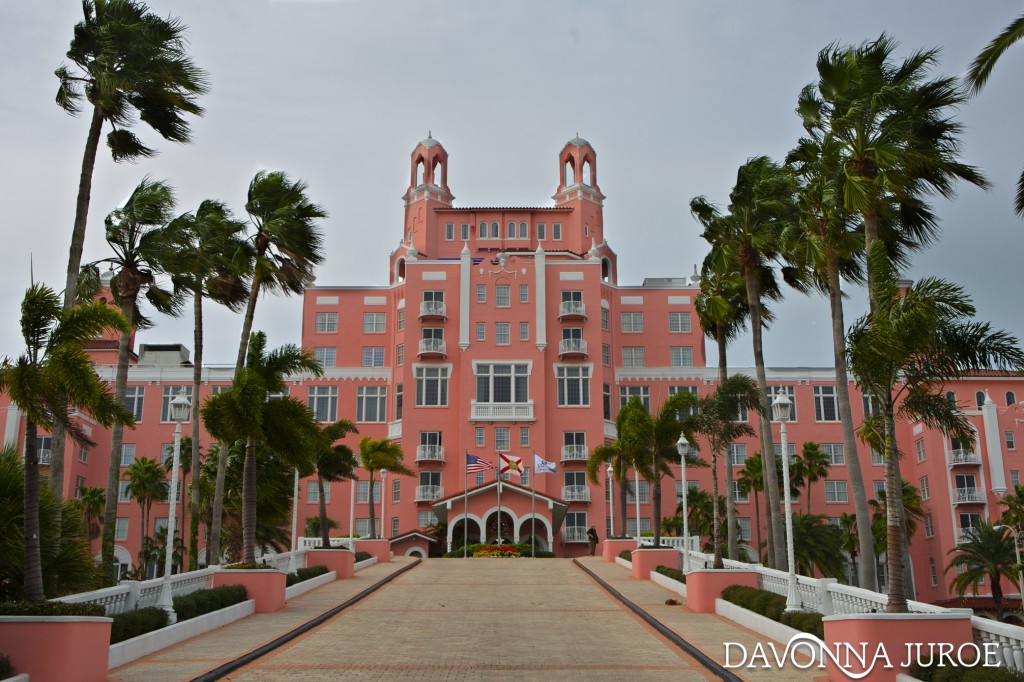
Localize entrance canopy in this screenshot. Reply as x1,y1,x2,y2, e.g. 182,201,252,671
432,480,570,548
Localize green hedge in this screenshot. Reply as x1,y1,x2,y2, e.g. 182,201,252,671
655,565,686,584
110,607,169,644
171,585,248,623
222,562,277,570
0,601,105,617
354,551,372,562
912,662,1024,682
286,565,330,587
720,585,824,639
441,543,555,558
619,549,633,561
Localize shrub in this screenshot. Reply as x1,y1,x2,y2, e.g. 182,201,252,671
110,607,168,644
655,565,686,584
223,563,277,570
0,654,12,678
354,551,372,563
618,549,633,562
286,565,330,586
779,610,824,639
472,545,521,558
171,585,247,623
720,585,824,639
0,601,106,617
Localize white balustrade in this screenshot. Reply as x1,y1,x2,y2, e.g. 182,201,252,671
603,420,617,439
418,338,446,355
57,568,215,615
416,485,443,501
416,444,445,462
299,536,356,550
387,420,402,439
562,485,590,502
951,448,981,465
560,444,588,461
558,338,588,356
564,527,588,542
974,616,1024,671
470,402,534,421
558,300,586,318
955,487,981,503
419,300,447,318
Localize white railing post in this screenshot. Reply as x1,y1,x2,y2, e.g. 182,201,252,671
124,580,140,612
816,578,837,616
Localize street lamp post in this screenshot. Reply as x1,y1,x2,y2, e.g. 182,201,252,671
287,468,300,574
676,434,690,574
607,463,614,539
773,392,801,613
634,468,641,546
156,389,191,624
380,469,387,539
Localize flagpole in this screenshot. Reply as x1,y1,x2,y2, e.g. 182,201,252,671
464,451,468,559
498,455,503,544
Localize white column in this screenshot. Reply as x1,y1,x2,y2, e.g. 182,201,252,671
459,243,471,350
535,245,547,350
982,392,1007,494
287,469,299,573
3,406,21,447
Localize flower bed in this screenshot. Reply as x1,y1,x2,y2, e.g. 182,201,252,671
472,545,521,558
442,543,554,558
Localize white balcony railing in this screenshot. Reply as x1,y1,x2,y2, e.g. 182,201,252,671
419,300,447,318
954,487,981,504
39,449,52,465
387,420,402,439
558,301,586,318
958,527,981,544
418,338,447,356
415,485,444,502
604,420,617,440
563,527,589,542
470,402,535,421
561,444,589,462
950,449,981,465
558,338,588,356
562,485,590,502
416,444,445,462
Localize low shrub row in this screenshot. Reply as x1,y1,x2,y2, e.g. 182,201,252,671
286,565,330,587
912,661,1024,682
0,600,105,617
720,585,824,639
654,565,686,583
223,562,277,570
441,543,554,558
172,584,248,622
110,607,168,644
354,551,373,562
618,549,633,561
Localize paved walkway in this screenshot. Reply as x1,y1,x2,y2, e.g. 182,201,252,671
110,557,826,681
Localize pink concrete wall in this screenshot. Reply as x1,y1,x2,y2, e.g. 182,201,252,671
305,549,355,579
213,569,286,613
0,617,112,682
631,548,679,580
685,570,759,613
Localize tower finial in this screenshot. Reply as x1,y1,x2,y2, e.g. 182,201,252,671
428,130,432,138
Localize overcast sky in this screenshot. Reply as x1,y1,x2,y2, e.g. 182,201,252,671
2,1,1022,368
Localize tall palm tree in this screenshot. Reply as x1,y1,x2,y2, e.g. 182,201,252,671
946,522,1019,622
162,436,193,564
201,332,323,563
839,512,861,586
315,420,359,548
967,12,1024,217
123,456,167,576
847,243,1024,612
163,201,252,569
77,486,105,540
692,156,800,569
737,454,765,559
791,442,830,513
588,407,642,539
999,484,1024,530
680,488,727,552
0,284,131,599
792,513,846,579
870,480,926,598
357,437,412,540
95,178,183,577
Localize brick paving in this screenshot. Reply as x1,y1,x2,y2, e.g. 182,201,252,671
110,556,827,681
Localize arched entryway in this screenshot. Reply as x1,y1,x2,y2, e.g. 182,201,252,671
450,516,483,549
484,510,516,544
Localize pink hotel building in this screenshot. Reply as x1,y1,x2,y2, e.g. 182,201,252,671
6,135,1024,605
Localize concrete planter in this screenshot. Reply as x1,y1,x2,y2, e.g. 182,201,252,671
602,538,637,563
355,538,391,563
630,547,679,580
306,549,356,579
684,569,759,613
822,612,976,682
212,568,287,613
0,615,112,682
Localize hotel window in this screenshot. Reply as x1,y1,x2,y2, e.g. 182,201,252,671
507,221,516,238
475,471,485,485
393,478,401,503
669,386,699,418
626,480,650,504
625,518,651,537
496,285,511,308
395,383,403,420
733,481,749,503
118,481,131,503
445,223,454,240
314,347,336,368
1008,391,1018,407
491,222,499,238
924,514,934,538
946,391,957,408
520,427,530,447
396,344,404,366
814,385,839,421
520,322,530,341
823,443,845,465
621,312,644,333
35,436,52,464
1007,431,1016,450
74,476,86,498
161,386,193,422
478,222,487,239
550,223,561,240
476,363,529,404
976,391,986,409
356,519,379,537
475,428,485,447
476,322,486,341
397,309,405,331
668,312,691,333
357,481,380,504
363,313,386,333
361,347,385,368
737,518,752,541
419,511,438,527
415,366,449,406
78,444,88,463
871,449,885,465
356,386,387,422
308,386,338,422
315,312,337,333
824,480,848,503
115,518,129,541
619,385,650,412
461,223,470,241
124,386,145,421
670,347,693,367
730,443,747,466
391,517,400,537
306,481,330,503
477,284,486,303
919,476,930,500
495,428,511,451
929,558,938,587
622,347,645,367
772,443,796,459
519,221,528,239
556,366,590,406
736,402,749,422
767,386,797,421
495,323,511,345
916,439,926,462
1013,470,1021,488
601,308,609,330
519,285,529,303
873,480,886,498
603,383,611,420
537,223,546,240
602,344,611,366
120,444,136,467
863,393,881,416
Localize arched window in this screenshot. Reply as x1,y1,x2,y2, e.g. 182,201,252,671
601,257,612,283
491,222,499,239
946,391,957,407
395,258,406,283
479,222,488,240
433,160,444,187
564,160,575,186
415,161,424,186
1007,391,1017,407
976,391,986,409
507,221,516,238
582,160,593,186
519,222,527,239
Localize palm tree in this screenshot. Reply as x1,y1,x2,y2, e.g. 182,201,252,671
791,442,830,513
233,171,327,374
0,284,131,599
680,488,727,552
357,437,412,540
314,420,359,548
737,454,765,560
162,436,192,563
870,479,926,592
1000,485,1024,530
693,156,800,569
839,512,861,586
792,513,846,578
77,486,105,541
163,201,252,569
588,406,643,538
947,522,1019,622
967,12,1024,217
201,332,323,563
95,178,183,577
847,243,1024,612
123,456,167,576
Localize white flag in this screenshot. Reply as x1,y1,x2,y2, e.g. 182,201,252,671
534,454,557,474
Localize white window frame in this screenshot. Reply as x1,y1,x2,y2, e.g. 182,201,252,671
668,312,691,333
495,285,511,308
361,347,385,367
670,347,693,367
314,347,336,368
622,347,645,368
315,312,338,333
414,364,451,407
356,385,387,423
495,322,511,345
308,385,339,422
363,313,386,334
621,312,644,333
824,480,848,503
554,364,591,407
814,385,839,422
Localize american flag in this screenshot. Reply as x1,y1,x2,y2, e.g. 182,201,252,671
466,453,494,474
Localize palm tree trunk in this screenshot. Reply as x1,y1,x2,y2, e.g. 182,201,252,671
367,471,377,539
23,420,44,600
744,267,784,569
712,446,723,569
717,326,739,561
618,473,628,537
883,405,908,613
101,297,136,582
993,578,1005,622
234,273,261,379
653,469,663,547
208,442,228,565
242,439,257,564
318,475,330,548
140,501,149,576
862,206,880,311
827,256,878,591
754,489,762,562
189,288,203,570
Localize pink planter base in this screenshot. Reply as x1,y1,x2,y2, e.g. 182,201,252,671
213,569,287,613
355,538,391,563
602,538,637,563
685,569,759,613
630,548,680,580
0,616,112,682
306,549,355,579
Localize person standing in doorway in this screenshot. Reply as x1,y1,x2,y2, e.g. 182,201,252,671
586,524,599,556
